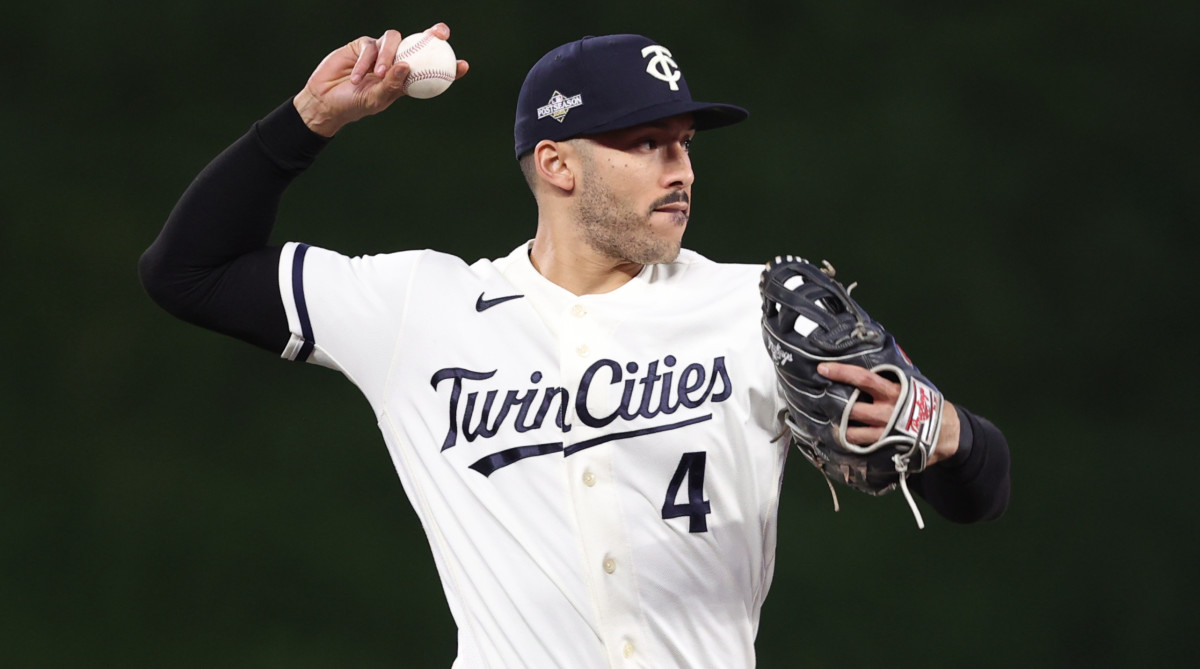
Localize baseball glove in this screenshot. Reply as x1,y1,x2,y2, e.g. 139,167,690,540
760,255,944,528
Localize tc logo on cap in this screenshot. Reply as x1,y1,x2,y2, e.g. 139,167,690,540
642,45,681,91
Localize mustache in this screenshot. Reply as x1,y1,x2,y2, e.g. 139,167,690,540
650,192,690,211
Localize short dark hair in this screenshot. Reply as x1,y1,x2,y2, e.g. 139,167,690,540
518,152,537,198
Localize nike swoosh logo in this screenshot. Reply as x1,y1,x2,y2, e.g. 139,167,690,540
475,292,524,312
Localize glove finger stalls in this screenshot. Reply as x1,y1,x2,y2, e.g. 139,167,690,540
844,424,887,446
846,397,893,427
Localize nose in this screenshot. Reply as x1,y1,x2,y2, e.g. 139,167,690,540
663,142,695,189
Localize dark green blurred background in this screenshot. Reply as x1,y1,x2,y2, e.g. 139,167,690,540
3,0,1196,666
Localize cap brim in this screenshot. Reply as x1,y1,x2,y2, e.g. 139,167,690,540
577,100,749,137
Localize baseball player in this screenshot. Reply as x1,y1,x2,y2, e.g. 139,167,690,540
140,24,1010,668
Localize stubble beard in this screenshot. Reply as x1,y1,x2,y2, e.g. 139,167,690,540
575,170,684,266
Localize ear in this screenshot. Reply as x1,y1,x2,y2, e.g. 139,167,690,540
533,140,577,193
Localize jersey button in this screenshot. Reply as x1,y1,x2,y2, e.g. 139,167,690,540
622,641,635,659
583,471,597,487
571,304,587,318
576,344,590,358
602,557,616,574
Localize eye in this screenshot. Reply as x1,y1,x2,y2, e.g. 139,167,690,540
641,138,659,151
682,138,693,153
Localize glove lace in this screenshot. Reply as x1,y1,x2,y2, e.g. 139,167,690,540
822,260,879,346
894,454,926,529
775,413,843,514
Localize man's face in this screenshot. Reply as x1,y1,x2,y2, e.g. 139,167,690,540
572,114,697,265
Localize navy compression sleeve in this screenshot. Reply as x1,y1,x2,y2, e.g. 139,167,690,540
138,99,331,352
910,405,1011,523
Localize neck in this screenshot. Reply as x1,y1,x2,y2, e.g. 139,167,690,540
528,221,642,296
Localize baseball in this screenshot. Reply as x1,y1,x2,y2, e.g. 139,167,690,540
394,31,457,99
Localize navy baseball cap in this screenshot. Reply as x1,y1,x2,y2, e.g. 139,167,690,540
514,34,748,158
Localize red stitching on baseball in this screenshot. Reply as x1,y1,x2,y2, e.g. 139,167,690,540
402,70,455,95
408,72,456,81
397,33,434,61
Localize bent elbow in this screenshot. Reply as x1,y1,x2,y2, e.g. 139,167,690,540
137,242,205,324
138,243,175,311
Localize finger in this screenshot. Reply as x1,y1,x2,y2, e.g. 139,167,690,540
847,399,893,427
349,36,380,85
389,60,412,85
374,60,411,102
455,60,470,80
818,363,899,402
844,425,884,446
374,29,403,78
356,59,409,111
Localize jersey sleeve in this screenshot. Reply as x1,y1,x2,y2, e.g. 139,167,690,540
277,241,427,407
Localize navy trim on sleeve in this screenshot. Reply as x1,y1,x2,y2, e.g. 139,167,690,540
292,243,315,362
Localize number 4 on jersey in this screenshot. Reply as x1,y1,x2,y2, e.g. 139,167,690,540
662,452,711,533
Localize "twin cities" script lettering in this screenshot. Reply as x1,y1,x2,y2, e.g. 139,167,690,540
431,355,732,451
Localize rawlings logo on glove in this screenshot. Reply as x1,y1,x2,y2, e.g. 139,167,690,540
760,255,944,528
765,338,793,366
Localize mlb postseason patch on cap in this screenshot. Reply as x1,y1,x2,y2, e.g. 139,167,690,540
537,91,584,123
514,34,747,157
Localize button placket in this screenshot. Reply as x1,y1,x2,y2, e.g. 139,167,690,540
556,300,647,666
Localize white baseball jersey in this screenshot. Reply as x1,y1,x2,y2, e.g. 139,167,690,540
277,241,790,668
